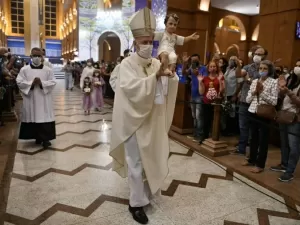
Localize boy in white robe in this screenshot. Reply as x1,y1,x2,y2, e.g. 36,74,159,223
17,48,56,149
109,7,179,224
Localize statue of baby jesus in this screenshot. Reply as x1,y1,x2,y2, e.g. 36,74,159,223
154,13,199,74
154,13,199,95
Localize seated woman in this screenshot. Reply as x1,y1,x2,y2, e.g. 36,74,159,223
270,59,300,182
243,60,278,173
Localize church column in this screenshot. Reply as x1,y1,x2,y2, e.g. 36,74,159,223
24,0,40,55
258,0,300,67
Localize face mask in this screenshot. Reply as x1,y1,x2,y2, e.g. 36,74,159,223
32,57,42,66
283,69,288,73
294,67,300,76
87,62,92,67
137,44,153,59
253,55,262,64
229,60,236,68
259,71,268,77
95,73,100,76
218,63,223,67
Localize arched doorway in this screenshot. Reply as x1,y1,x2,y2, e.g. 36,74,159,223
98,31,121,62
214,15,246,59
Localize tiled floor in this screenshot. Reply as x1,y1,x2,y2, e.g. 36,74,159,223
3,81,300,225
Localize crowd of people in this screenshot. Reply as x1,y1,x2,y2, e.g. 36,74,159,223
181,46,300,182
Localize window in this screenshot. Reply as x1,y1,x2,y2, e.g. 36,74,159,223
10,0,24,34
45,0,57,37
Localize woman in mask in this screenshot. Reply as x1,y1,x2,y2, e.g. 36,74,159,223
80,58,94,89
270,59,300,182
222,56,243,136
243,60,278,173
198,61,224,142
218,57,228,75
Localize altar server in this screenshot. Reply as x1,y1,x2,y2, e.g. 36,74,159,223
109,7,178,224
17,47,56,149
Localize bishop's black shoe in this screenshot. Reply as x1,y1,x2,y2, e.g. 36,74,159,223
42,141,51,149
129,205,148,224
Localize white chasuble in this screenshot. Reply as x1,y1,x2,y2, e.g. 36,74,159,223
16,65,56,123
109,53,178,194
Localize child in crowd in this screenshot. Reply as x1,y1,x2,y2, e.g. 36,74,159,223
91,69,105,111
82,77,93,115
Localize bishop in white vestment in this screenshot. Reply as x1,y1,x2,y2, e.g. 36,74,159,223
109,7,178,224
17,48,56,149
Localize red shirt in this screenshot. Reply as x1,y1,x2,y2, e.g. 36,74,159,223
202,76,222,104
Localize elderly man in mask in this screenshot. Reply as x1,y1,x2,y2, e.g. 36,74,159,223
109,7,178,224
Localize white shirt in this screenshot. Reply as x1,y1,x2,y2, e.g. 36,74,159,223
17,65,56,123
154,31,185,55
246,77,278,113
281,85,300,113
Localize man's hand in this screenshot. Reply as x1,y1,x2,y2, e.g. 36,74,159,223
182,55,190,63
33,77,41,85
156,64,172,79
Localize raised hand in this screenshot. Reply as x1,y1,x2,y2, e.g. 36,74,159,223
191,32,199,40
182,55,190,63
197,74,204,82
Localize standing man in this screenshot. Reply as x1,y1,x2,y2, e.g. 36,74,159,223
109,7,178,224
182,53,207,143
234,47,268,155
62,60,74,91
109,49,130,92
17,47,56,149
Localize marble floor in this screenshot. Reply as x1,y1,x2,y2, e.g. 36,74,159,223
3,81,300,225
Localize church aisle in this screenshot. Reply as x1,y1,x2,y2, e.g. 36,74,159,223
3,81,300,225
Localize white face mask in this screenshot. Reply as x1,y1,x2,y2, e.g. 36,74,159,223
294,67,300,76
87,62,92,67
95,73,100,76
253,55,262,64
32,57,42,66
137,44,153,59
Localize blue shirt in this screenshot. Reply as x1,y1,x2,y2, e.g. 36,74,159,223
190,66,208,98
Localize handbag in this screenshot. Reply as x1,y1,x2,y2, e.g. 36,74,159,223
276,110,296,124
256,95,277,120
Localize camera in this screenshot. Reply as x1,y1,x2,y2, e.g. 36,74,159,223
191,61,199,69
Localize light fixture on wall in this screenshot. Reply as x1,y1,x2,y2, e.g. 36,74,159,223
199,0,210,12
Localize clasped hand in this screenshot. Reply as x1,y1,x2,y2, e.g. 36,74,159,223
254,81,263,95
32,77,41,86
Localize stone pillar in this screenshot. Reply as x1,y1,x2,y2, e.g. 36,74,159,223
259,0,300,67
24,0,40,55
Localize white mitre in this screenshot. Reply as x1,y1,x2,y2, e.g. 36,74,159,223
168,52,178,64
129,7,156,37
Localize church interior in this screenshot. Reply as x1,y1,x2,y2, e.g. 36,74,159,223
0,0,300,225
